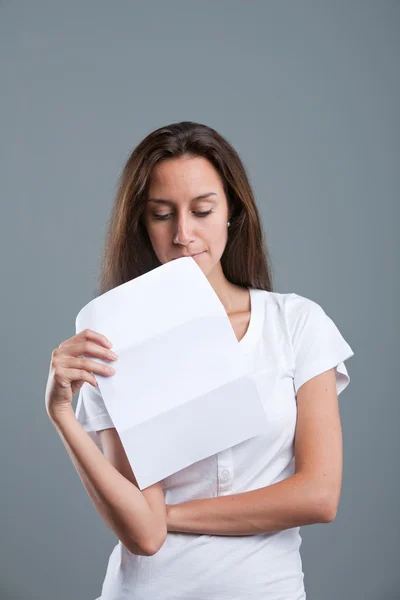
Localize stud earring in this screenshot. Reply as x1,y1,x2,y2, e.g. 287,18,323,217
227,221,231,227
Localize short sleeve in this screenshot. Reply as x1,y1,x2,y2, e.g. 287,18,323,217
74,382,115,450
286,293,355,396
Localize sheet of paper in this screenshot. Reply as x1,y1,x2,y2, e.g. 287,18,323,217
75,257,268,489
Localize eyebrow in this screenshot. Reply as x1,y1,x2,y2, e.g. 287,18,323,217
147,192,218,205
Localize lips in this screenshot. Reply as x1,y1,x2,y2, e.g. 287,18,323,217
172,252,205,260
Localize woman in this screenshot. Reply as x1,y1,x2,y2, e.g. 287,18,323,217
45,121,354,599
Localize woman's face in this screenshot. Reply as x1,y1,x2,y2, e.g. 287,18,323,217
143,156,231,277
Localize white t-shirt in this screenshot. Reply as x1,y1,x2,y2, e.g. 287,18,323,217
75,289,354,600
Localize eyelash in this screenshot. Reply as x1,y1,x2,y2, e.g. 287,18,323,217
152,210,213,221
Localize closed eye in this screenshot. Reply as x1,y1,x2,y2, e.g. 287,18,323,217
152,210,213,221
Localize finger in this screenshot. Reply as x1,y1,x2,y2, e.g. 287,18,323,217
79,328,113,348
69,340,118,362
54,365,98,389
63,355,116,377
59,329,113,350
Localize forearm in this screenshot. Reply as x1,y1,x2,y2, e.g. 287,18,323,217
50,407,163,556
167,473,331,536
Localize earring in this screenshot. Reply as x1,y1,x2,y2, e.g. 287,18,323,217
227,221,231,227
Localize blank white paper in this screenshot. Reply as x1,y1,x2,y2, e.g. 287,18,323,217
75,257,268,489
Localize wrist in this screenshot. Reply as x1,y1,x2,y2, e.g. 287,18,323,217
48,404,76,427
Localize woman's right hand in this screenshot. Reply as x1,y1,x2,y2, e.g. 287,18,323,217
45,328,118,421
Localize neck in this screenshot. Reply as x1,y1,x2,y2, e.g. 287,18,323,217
206,263,247,313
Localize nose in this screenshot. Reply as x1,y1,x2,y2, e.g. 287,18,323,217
173,215,195,245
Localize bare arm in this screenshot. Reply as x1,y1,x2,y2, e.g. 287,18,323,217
167,472,328,536
167,368,341,536
45,328,167,556
50,407,167,556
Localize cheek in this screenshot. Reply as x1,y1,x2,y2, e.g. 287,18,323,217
202,218,227,235
207,223,228,246
147,225,167,246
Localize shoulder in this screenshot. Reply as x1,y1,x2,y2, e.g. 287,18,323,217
252,288,330,351
283,292,326,323
252,289,354,395
252,288,322,322
280,292,332,343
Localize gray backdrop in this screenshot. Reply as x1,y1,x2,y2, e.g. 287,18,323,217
1,1,398,599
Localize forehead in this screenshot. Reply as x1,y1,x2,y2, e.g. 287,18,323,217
148,156,224,194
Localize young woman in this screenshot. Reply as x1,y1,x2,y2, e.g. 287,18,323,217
45,121,354,599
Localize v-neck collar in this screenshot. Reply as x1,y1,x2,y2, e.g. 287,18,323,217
238,287,263,349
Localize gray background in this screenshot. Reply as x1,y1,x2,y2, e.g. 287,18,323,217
1,1,398,599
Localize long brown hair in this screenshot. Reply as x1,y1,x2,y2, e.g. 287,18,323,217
99,121,274,295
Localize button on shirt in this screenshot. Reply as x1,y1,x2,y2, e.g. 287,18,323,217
75,288,355,600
